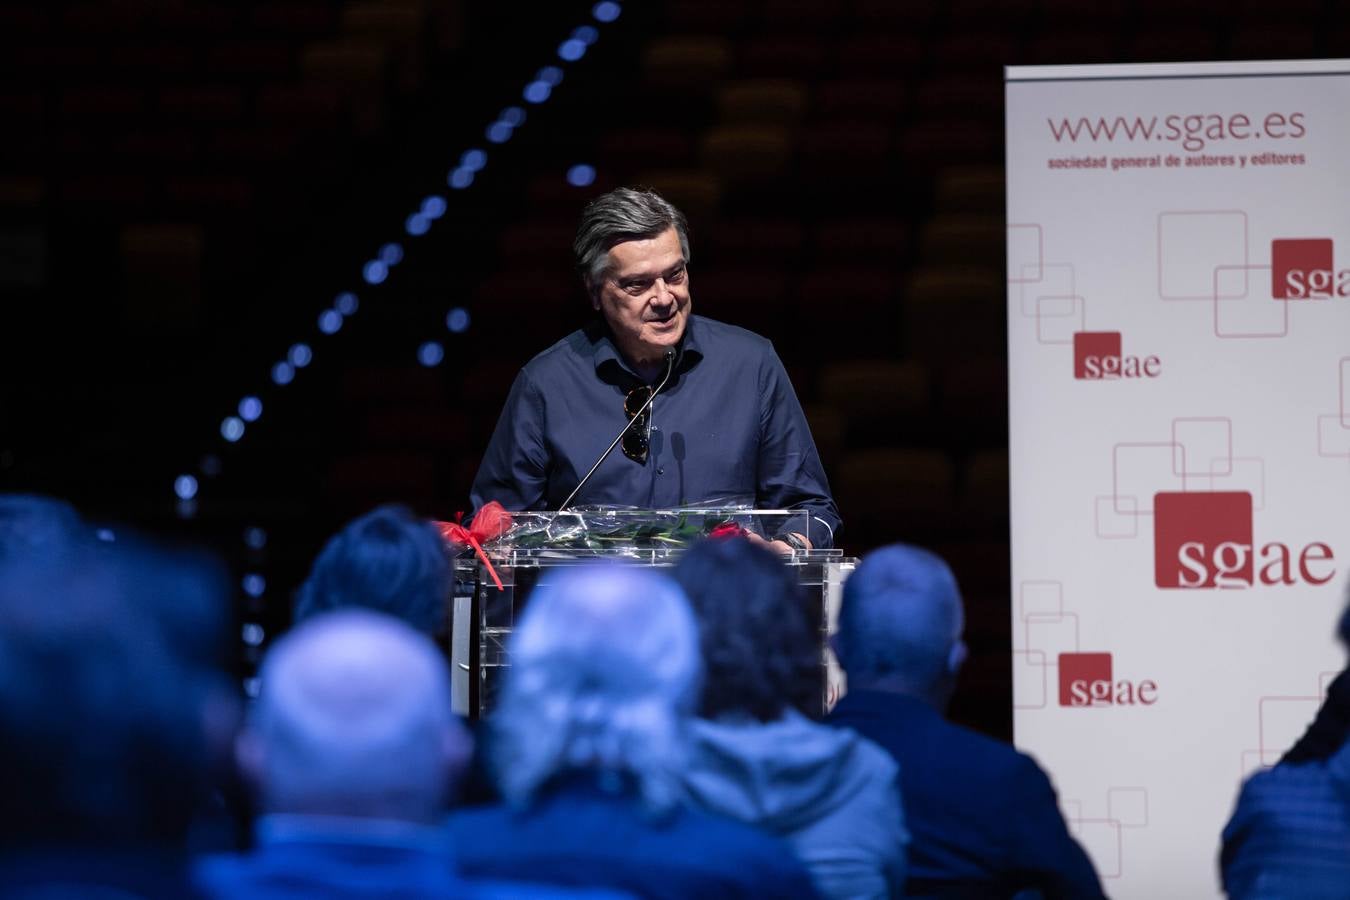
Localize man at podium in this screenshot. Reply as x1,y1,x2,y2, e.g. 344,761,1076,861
470,187,841,552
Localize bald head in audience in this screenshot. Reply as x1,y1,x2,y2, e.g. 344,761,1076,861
835,544,968,708
237,610,470,824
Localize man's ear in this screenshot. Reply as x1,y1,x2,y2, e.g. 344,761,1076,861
947,639,968,677
584,276,601,311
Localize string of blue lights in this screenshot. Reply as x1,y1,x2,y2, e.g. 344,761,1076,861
174,0,623,512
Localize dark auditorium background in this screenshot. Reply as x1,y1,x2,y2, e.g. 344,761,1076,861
0,0,1336,741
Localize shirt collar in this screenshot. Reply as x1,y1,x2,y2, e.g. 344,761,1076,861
833,687,942,721
590,315,705,383
255,813,452,855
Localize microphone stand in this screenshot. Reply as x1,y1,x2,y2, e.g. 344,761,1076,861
556,347,676,512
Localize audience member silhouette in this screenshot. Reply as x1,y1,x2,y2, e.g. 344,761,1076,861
1221,584,1350,899
672,537,907,898
447,564,820,899
828,544,1104,899
293,504,452,635
97,530,246,856
0,496,233,898
195,609,475,898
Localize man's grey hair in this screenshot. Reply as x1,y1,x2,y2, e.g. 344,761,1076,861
836,544,964,692
573,187,691,295
245,609,468,823
488,563,701,813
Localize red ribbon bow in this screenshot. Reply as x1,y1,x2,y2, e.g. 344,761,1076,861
709,522,747,539
437,501,513,591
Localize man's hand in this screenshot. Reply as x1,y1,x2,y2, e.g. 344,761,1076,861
744,531,811,556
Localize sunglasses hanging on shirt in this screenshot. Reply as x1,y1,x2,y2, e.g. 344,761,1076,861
622,386,653,464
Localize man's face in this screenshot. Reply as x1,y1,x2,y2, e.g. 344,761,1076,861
593,226,691,370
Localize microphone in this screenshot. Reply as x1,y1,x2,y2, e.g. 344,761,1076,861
558,348,676,512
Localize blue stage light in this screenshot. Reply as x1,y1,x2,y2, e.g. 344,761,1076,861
379,243,404,266
319,309,344,334
362,260,388,286
288,343,313,367
486,122,512,144
461,149,487,171
418,341,445,367
242,623,265,645
272,361,295,385
450,167,476,188
96,528,116,542
421,195,448,218
239,396,263,422
244,526,267,549
335,292,360,315
524,80,551,103
221,416,245,442
242,574,266,599
446,307,471,333
406,213,431,236
501,106,526,126
537,66,564,86
567,164,597,187
573,25,599,45
593,1,621,22
558,38,586,61
175,474,198,500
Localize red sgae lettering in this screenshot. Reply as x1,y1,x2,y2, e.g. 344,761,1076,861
1074,332,1160,380
1156,492,1337,589
1059,653,1159,707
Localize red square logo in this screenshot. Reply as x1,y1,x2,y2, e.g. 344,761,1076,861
1153,491,1254,588
1073,331,1122,379
1271,238,1333,299
1059,652,1113,706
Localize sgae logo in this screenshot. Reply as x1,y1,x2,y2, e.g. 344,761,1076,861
1272,238,1347,298
1152,491,1336,589
1059,652,1157,707
1073,331,1161,380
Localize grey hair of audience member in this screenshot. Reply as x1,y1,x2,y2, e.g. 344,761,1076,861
238,609,470,823
836,544,967,701
573,187,691,297
488,564,702,813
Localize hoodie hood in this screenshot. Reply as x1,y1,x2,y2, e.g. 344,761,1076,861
681,709,897,835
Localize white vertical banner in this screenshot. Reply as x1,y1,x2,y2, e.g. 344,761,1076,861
1006,60,1350,897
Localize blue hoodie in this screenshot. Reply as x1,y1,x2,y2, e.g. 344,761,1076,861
681,710,909,899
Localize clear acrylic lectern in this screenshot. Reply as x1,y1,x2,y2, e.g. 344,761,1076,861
448,507,855,718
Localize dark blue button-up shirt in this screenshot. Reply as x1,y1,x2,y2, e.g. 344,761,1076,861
470,315,841,547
